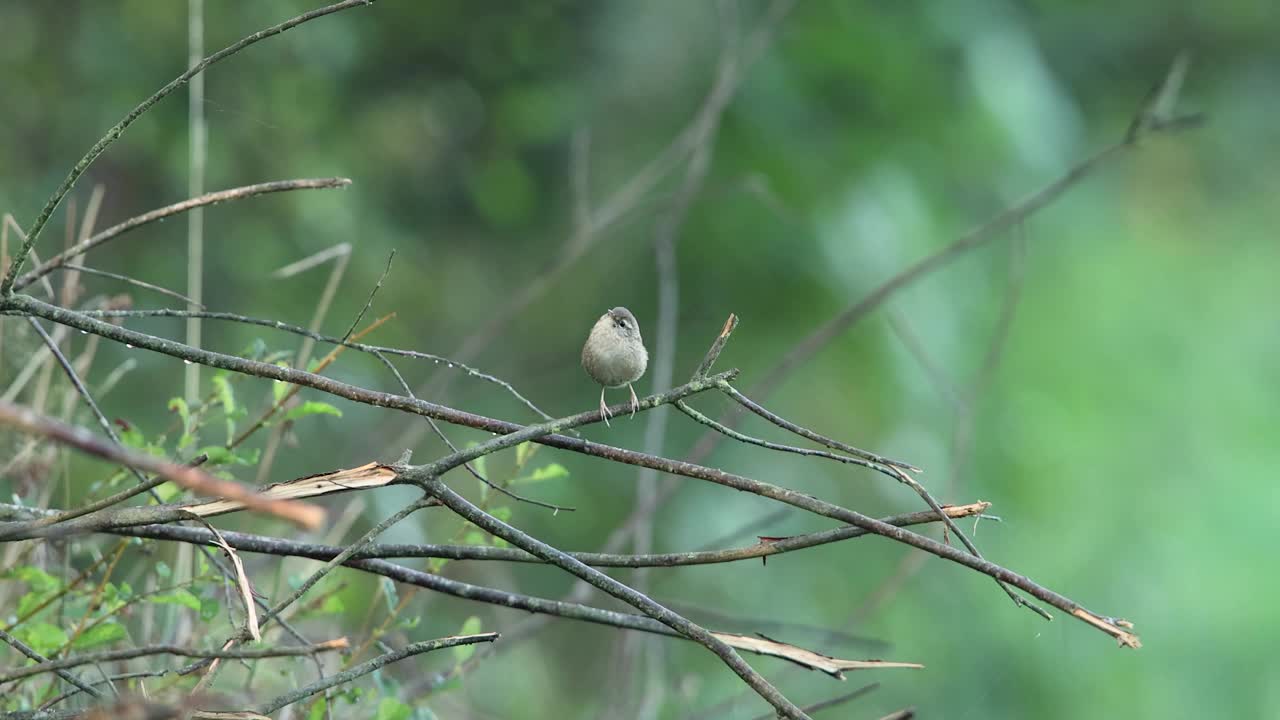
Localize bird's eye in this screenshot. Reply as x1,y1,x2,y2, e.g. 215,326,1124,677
617,318,628,328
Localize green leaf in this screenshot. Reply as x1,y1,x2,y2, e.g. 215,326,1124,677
283,401,342,422
73,621,126,649
380,577,399,614
153,481,182,502
169,397,196,449
471,454,487,479
4,565,61,593
463,531,486,546
306,697,327,720
119,424,146,449
320,595,346,615
17,623,67,656
155,561,172,579
453,616,483,663
16,592,47,620
197,446,258,466
212,375,235,414
490,506,512,523
149,588,201,611
511,462,569,485
101,582,123,607
374,698,412,720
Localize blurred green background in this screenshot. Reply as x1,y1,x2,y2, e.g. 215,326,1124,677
2,1,1277,718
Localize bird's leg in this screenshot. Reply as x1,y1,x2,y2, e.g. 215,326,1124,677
599,387,612,427
628,383,639,419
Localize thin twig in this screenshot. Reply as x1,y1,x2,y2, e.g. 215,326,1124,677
341,249,395,343
47,264,204,308
0,639,349,684
746,683,880,720
675,399,892,475
719,382,919,472
255,634,499,715
371,350,574,513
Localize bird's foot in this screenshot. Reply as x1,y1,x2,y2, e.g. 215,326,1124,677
628,384,639,419
599,391,612,427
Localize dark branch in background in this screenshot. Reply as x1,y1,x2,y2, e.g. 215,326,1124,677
25,318,124,451
745,683,880,720
2,0,369,295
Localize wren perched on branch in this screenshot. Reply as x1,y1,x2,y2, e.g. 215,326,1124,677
581,307,648,426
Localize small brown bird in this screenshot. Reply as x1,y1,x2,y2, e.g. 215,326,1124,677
581,307,648,426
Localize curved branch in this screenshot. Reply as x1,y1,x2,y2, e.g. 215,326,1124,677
1,0,371,294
